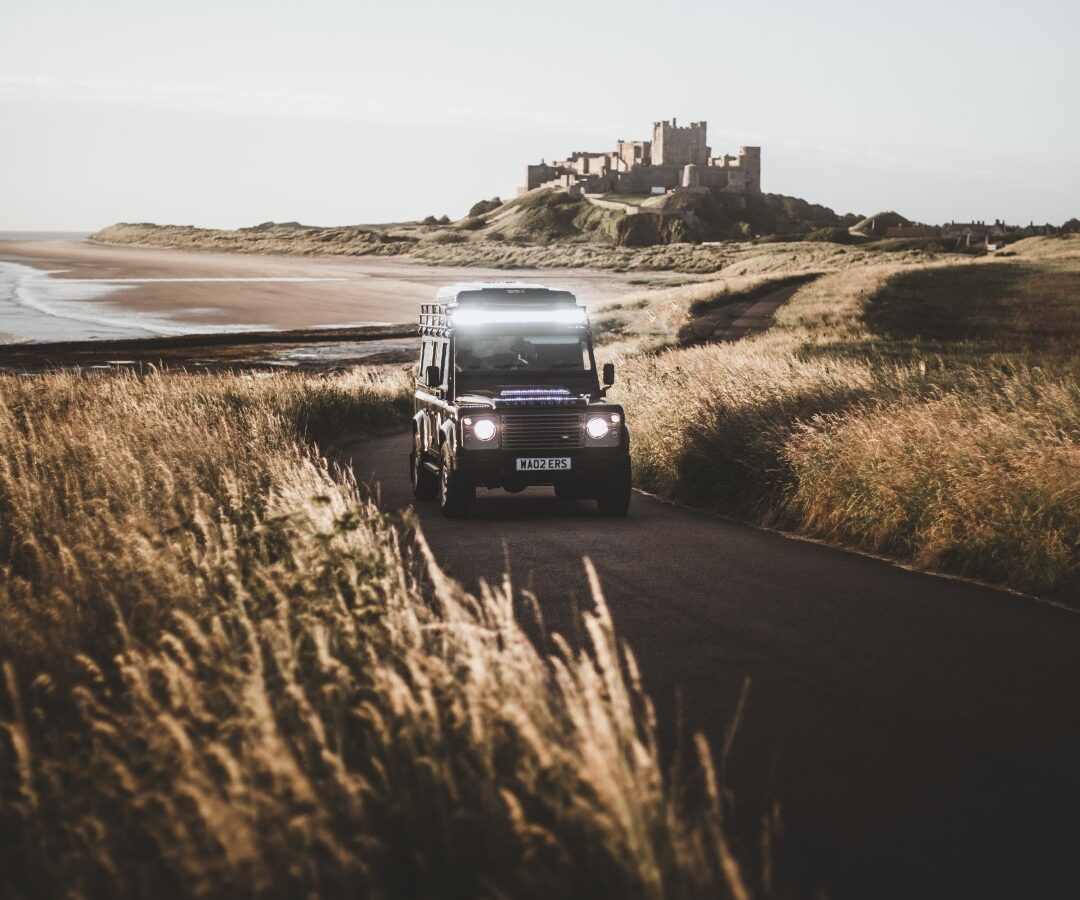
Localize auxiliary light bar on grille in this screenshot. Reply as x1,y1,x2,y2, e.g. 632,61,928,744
494,388,585,408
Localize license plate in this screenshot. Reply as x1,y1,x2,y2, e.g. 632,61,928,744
516,457,572,471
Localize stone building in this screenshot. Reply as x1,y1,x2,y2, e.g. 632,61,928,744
522,118,761,197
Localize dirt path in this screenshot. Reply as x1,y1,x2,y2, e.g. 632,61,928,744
683,281,806,344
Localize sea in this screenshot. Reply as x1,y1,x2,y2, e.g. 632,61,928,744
0,231,92,242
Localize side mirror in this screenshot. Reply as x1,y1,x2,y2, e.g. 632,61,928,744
425,364,441,388
602,362,615,387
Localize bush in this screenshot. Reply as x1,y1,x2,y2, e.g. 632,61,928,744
805,226,856,245
468,197,503,217
616,213,689,248
429,230,468,244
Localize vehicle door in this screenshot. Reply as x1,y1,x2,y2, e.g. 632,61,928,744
417,336,448,457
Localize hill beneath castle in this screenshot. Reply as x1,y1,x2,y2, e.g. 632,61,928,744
92,188,869,256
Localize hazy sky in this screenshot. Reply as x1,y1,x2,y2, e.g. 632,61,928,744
2,0,1077,229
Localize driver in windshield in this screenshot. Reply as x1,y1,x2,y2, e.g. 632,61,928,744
456,332,586,372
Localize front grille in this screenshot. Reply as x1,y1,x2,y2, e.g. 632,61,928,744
501,413,583,451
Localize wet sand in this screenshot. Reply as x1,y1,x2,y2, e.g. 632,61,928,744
0,240,646,339
0,323,419,374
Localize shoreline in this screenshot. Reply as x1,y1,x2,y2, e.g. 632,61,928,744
0,323,417,374
0,239,651,344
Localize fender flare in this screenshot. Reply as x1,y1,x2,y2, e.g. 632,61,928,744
411,410,427,450
439,418,458,456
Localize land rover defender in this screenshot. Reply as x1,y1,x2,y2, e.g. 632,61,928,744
410,282,631,518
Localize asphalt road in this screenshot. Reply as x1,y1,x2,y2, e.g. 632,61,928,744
350,434,1080,899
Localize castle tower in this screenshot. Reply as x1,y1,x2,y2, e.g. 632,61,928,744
652,119,709,167
738,146,761,193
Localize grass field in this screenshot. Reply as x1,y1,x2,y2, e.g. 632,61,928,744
0,369,749,899
864,261,1080,360
614,255,1080,601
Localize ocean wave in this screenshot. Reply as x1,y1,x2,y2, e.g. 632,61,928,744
0,261,274,342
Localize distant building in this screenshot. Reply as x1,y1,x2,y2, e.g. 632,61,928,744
940,221,992,247
521,118,761,197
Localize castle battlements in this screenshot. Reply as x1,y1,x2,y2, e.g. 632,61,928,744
522,118,760,197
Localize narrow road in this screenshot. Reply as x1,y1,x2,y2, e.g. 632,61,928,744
348,435,1080,900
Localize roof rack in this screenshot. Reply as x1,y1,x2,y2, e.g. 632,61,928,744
419,303,451,336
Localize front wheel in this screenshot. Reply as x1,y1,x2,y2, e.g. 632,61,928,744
596,458,631,517
411,433,439,501
439,445,474,518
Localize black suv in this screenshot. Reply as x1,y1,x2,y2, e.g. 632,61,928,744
410,282,631,518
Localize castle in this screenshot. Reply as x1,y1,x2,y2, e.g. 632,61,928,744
522,119,761,197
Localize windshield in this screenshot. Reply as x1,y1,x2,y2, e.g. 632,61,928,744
455,329,593,373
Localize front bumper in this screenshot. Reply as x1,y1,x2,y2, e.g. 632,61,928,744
454,445,629,489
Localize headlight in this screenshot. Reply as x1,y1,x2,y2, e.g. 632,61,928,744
472,418,497,442
586,416,610,439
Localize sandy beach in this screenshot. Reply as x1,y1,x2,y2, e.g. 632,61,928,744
0,239,648,342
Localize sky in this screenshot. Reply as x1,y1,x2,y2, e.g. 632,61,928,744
1,0,1077,230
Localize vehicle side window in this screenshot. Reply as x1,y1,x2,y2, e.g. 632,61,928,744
436,341,448,387
419,339,432,383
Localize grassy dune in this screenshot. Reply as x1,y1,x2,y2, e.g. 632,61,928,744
91,220,944,274
0,370,748,899
615,258,1080,601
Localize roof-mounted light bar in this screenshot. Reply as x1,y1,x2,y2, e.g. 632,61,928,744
449,285,578,306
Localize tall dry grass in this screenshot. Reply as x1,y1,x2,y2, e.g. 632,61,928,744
616,264,1080,601
785,373,1080,593
0,369,748,899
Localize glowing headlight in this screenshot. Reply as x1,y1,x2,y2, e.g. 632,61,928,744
586,416,610,439
472,418,497,442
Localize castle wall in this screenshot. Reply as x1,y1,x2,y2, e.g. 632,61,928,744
526,163,559,191
617,139,651,170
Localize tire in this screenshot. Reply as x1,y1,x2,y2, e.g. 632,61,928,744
411,433,439,501
439,444,474,518
596,458,631,517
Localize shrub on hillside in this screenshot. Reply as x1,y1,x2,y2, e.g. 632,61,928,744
616,213,689,247
468,196,503,217
429,230,468,244
805,226,857,244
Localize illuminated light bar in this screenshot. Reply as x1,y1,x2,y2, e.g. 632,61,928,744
450,307,588,327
